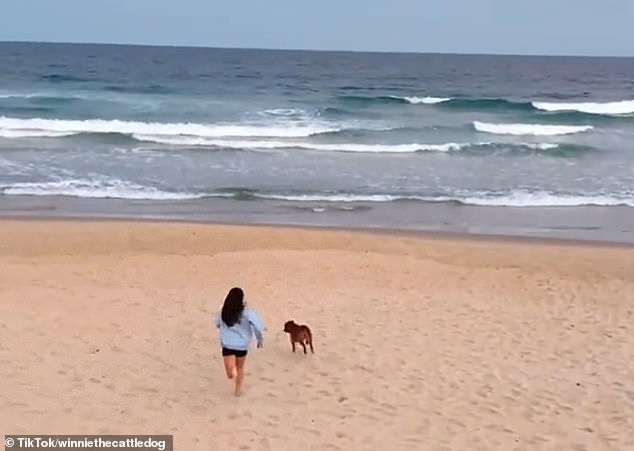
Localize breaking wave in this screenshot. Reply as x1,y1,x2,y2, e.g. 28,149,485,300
532,100,634,116
473,121,593,136
332,94,634,118
131,135,565,153
3,179,631,207
1,179,206,200
0,116,339,139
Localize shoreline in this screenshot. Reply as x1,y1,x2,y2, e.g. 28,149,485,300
1,212,633,249
1,194,633,248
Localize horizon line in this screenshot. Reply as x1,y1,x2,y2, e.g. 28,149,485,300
1,39,633,59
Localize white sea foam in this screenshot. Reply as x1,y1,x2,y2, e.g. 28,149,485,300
132,135,473,152
394,96,452,104
256,193,403,202
132,135,561,153
519,143,560,150
0,129,78,138
2,180,631,207
260,108,307,116
532,100,634,116
473,121,593,136
257,190,634,207
0,116,338,139
2,179,205,200
305,142,466,153
454,190,634,207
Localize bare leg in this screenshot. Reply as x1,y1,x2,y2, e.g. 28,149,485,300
223,355,237,380
234,356,247,396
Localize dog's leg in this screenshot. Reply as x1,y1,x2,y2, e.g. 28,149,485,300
291,339,296,353
301,341,307,354
307,330,314,353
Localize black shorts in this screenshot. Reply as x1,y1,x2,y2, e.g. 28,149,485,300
222,347,247,358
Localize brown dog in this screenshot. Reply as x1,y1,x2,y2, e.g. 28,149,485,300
283,320,314,354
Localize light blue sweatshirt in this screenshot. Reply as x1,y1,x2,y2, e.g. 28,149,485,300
215,308,265,351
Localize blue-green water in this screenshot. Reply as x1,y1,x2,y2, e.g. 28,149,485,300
1,42,633,241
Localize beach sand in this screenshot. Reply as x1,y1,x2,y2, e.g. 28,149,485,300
1,220,633,451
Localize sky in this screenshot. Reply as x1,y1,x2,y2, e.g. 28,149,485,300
1,0,633,57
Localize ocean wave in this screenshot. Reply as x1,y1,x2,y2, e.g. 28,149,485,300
532,100,634,116
0,116,339,139
434,97,634,117
336,95,534,112
0,116,590,156
253,190,634,207
336,94,458,107
449,190,634,207
391,96,452,104
1,179,206,200
443,98,528,111
336,95,412,105
405,96,634,117
333,94,634,118
131,135,564,153
0,125,570,154
0,129,77,138
473,121,593,136
132,135,472,152
4,180,630,207
257,193,403,202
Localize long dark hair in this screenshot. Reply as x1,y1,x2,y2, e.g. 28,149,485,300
221,287,245,327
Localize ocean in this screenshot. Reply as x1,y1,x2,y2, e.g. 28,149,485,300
1,42,633,242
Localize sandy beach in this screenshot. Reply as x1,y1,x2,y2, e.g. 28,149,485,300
1,219,633,451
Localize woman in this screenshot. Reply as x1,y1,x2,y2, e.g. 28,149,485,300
214,287,264,396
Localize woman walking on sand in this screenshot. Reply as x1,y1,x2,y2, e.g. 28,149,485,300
215,287,264,396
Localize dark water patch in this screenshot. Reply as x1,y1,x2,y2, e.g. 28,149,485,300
535,92,591,100
317,106,353,117
335,95,409,106
0,105,57,115
317,106,395,120
462,142,598,158
0,94,83,106
103,84,173,94
40,74,93,83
